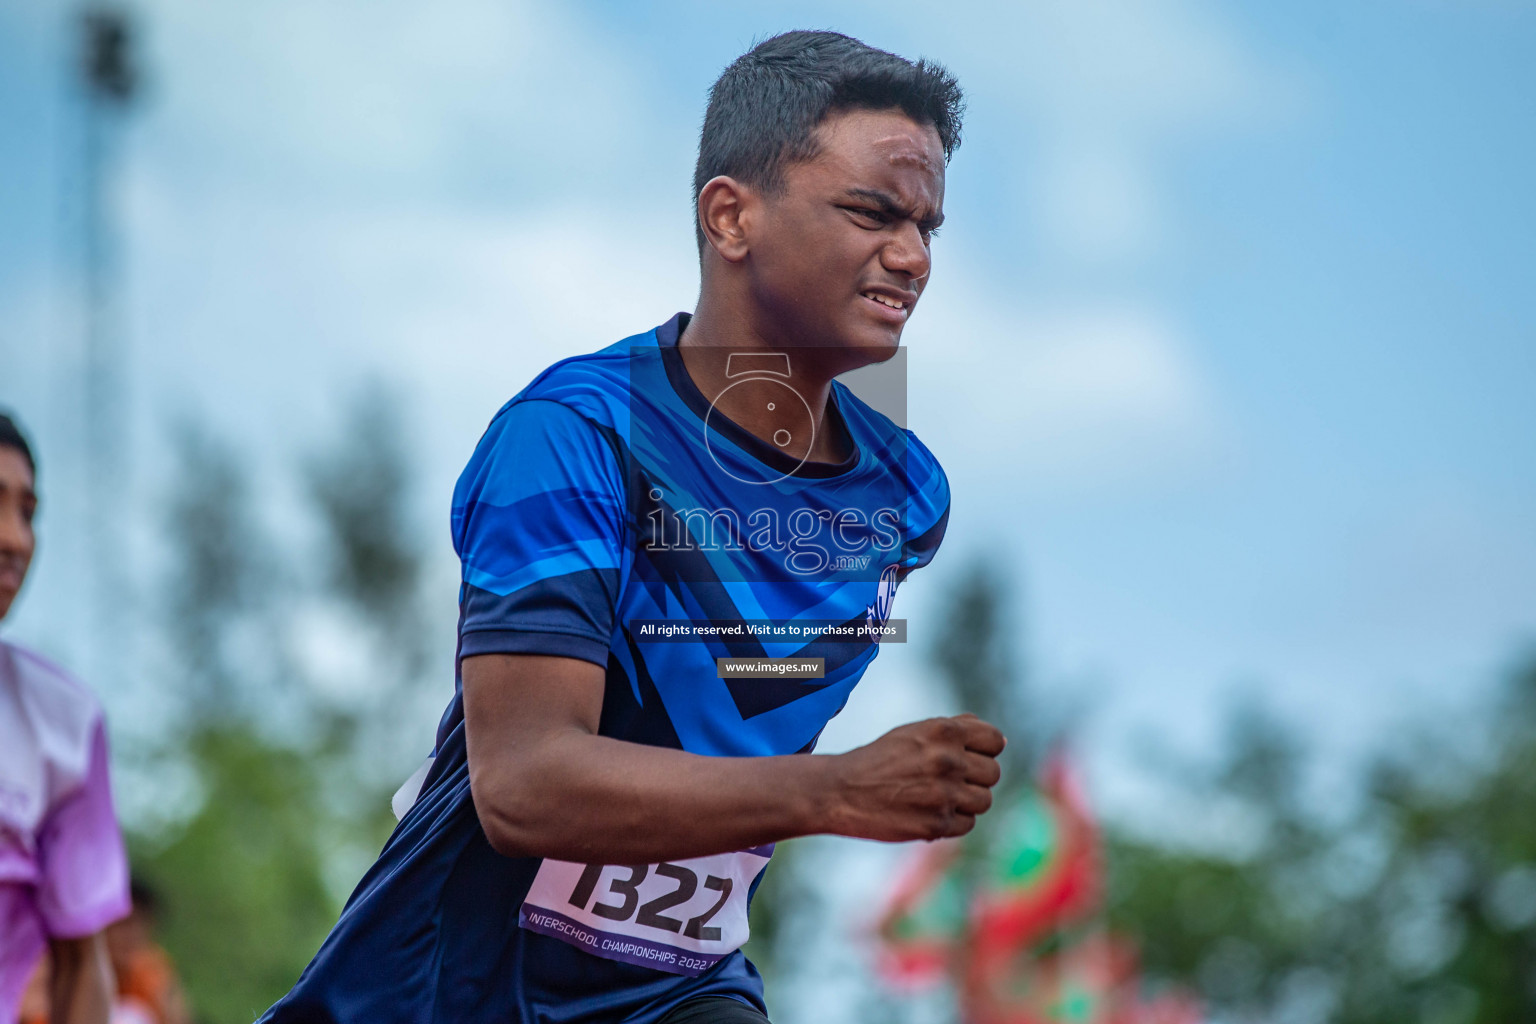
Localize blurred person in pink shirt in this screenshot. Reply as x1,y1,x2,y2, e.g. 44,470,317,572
1,411,130,1024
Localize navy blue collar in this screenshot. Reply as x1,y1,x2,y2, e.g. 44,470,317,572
656,313,858,480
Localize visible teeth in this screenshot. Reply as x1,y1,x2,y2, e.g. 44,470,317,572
866,293,904,310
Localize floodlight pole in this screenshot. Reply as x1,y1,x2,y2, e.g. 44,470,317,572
78,7,137,690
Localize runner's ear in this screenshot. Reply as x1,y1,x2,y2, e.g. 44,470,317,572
697,176,753,263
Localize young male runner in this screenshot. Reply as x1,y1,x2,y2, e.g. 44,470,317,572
0,412,132,1024
263,30,1003,1024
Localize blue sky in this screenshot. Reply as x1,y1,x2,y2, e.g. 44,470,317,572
3,0,1535,831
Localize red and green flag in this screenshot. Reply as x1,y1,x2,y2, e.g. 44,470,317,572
969,753,1101,967
872,747,1204,1024
874,838,969,985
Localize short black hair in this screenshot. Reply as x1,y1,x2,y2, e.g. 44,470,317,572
129,875,162,919
0,411,35,482
693,30,965,251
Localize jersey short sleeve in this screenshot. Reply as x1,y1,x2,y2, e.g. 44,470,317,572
34,720,131,937
451,398,627,668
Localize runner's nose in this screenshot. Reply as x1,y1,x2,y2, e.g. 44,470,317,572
880,220,930,284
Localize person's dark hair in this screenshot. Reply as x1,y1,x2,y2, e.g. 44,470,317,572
693,30,965,251
0,411,35,481
129,875,162,920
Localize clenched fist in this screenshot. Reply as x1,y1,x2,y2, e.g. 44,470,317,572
827,713,1006,842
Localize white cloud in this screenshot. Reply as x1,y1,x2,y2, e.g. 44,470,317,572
1033,140,1162,263
107,0,1255,497
904,275,1223,492
138,0,688,203
987,0,1293,131
116,0,702,497
121,149,700,485
930,0,1306,264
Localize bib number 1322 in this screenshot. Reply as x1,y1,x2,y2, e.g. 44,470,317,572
517,846,773,977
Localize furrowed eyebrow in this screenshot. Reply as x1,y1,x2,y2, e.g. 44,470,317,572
841,188,944,232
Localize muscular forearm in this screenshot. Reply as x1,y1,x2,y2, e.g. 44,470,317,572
462,653,1002,864
48,935,114,1024
471,727,843,862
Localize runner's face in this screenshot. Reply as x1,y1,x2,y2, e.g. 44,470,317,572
0,447,36,620
751,108,944,363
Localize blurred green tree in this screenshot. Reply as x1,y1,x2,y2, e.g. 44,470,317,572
300,383,438,860
128,425,335,1024
127,392,439,1024
1104,701,1327,1017
907,556,1536,1024
930,558,1031,781
1107,657,1536,1024
931,558,1037,925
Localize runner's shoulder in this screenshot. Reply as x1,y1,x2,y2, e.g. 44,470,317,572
3,639,103,725
1,639,105,804
830,380,948,513
499,331,655,434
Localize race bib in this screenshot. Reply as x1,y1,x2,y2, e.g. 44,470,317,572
518,845,773,976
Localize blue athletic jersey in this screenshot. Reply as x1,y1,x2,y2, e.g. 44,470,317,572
261,313,949,1024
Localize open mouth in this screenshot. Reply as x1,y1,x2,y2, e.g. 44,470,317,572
862,291,910,314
